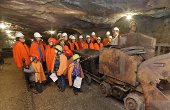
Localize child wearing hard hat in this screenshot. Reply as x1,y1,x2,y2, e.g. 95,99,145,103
13,32,30,68
68,54,84,95
94,37,103,50
52,45,68,92
24,54,46,93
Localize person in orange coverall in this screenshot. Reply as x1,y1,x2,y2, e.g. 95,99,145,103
78,35,85,50
46,38,57,72
69,35,79,50
83,35,94,49
94,37,103,50
13,32,30,68
30,32,46,62
45,38,57,84
30,32,46,71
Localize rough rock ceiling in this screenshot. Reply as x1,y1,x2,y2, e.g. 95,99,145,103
0,0,170,32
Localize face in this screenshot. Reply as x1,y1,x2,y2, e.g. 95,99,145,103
49,42,53,46
75,58,80,63
72,39,75,42
64,36,68,41
87,38,90,43
31,57,38,63
79,38,83,41
59,40,65,46
109,38,112,42
106,34,110,37
55,49,58,53
33,59,38,63
55,49,62,55
19,36,25,42
35,37,41,41
112,30,119,37
97,39,101,43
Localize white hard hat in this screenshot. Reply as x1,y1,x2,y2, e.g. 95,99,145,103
69,35,73,39
86,35,90,38
106,31,110,35
97,37,101,40
57,33,61,37
34,32,42,38
62,33,67,37
91,32,95,36
71,36,76,40
113,27,119,31
109,36,113,39
79,35,83,39
15,32,24,38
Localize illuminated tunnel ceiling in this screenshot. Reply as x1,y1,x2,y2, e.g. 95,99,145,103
0,0,170,32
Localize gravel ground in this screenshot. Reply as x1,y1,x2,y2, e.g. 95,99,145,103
0,58,125,110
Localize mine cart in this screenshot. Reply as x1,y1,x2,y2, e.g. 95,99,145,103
74,33,170,110
73,49,101,84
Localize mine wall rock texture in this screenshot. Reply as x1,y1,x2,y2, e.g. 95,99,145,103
0,0,170,42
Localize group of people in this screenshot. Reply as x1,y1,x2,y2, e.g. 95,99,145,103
12,27,121,95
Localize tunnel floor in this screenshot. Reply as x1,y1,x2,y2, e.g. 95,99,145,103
0,58,124,110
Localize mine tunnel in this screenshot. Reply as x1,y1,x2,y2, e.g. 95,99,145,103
0,0,170,110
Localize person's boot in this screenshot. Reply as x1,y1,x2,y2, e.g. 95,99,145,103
78,88,83,92
35,82,43,93
73,87,78,95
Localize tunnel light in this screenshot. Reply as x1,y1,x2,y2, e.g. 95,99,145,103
0,22,7,29
126,15,133,20
5,30,12,34
7,33,12,37
48,30,56,35
11,36,15,39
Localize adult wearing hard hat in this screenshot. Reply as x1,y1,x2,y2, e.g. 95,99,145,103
91,32,98,43
46,38,57,73
78,35,84,50
30,32,46,62
111,27,121,45
52,45,67,92
83,35,94,49
103,31,111,46
57,33,62,39
13,32,30,68
62,32,68,41
70,35,79,50
62,33,71,50
59,38,73,59
94,37,103,50
68,54,84,95
24,54,46,93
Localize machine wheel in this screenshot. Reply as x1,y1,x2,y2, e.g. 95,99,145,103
85,74,92,85
100,81,111,97
124,93,145,110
